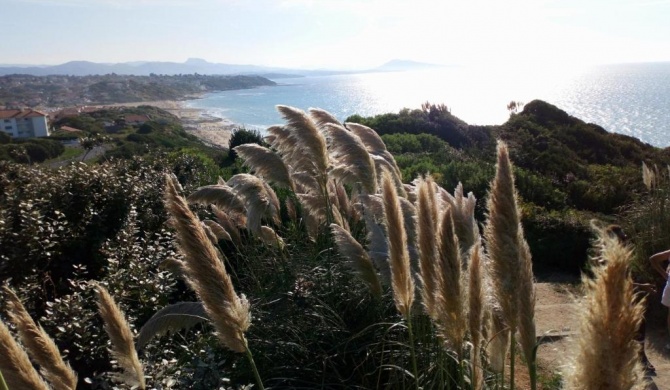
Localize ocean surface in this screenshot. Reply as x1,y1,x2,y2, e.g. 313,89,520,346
186,62,670,147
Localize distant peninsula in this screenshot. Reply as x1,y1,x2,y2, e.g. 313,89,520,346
0,58,450,78
0,74,276,108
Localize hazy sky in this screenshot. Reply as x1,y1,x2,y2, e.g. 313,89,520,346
2,0,669,69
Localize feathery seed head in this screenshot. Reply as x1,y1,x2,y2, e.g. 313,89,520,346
0,318,51,390
381,170,415,319
324,123,377,193
4,286,77,390
234,144,294,191
434,206,466,349
484,141,522,332
94,284,146,389
276,105,329,177
566,225,645,389
330,223,383,298
416,176,440,317
165,175,251,353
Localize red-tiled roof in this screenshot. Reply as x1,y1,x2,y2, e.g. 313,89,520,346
124,114,150,123
59,126,84,133
0,109,47,119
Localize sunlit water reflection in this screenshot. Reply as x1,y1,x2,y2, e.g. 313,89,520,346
187,62,670,147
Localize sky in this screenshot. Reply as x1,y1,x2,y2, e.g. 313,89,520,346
2,0,670,70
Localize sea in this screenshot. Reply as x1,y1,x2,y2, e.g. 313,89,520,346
186,62,670,147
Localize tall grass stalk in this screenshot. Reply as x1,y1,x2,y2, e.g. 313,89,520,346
0,317,55,390
381,170,418,388
484,141,536,389
565,225,645,389
94,284,146,390
4,286,77,390
165,175,264,390
0,371,7,390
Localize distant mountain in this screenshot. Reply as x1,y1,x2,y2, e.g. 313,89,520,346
0,58,310,77
0,58,450,77
372,59,446,72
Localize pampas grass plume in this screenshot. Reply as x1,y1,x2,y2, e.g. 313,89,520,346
484,141,522,332
4,286,77,390
165,174,251,353
434,206,466,350
0,319,50,390
381,170,415,318
234,144,294,191
330,223,383,298
94,284,146,389
468,240,485,390
565,226,646,390
416,176,439,317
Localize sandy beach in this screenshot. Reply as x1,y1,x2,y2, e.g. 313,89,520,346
104,100,236,148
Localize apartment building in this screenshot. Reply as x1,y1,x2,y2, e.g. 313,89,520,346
0,109,50,138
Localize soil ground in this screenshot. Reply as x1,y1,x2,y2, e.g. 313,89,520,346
533,274,670,390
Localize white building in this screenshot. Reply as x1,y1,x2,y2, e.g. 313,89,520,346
0,109,50,138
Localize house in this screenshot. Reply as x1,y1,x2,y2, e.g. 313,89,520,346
59,126,84,133
0,109,50,138
124,114,150,126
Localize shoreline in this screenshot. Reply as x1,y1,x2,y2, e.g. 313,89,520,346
102,99,237,148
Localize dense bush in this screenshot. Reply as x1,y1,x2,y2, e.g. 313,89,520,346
0,137,65,163
0,102,662,389
227,127,265,161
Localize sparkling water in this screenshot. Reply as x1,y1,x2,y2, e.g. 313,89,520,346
186,62,670,147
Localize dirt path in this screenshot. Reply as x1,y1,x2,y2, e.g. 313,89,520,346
534,280,670,389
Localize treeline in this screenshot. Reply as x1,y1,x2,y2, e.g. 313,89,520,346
0,132,64,163
0,73,276,107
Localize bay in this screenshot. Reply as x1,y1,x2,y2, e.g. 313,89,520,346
186,62,670,147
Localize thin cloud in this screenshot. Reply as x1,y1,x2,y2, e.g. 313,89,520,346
17,0,197,7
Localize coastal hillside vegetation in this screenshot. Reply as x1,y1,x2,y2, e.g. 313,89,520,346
0,74,276,108
350,100,670,272
0,101,667,389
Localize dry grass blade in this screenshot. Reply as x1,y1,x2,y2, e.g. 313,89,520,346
259,226,285,249
203,219,233,242
187,184,246,215
487,307,509,374
372,155,407,197
227,174,279,234
468,240,485,390
261,181,281,226
0,319,50,390
642,161,656,190
483,141,522,332
330,223,383,298
517,234,536,368
346,122,403,179
265,125,293,152
94,284,146,389
440,182,478,256
381,170,415,318
234,144,294,191
309,107,342,128
4,286,77,390
297,193,329,223
417,176,439,317
136,302,208,351
435,207,466,350
566,227,645,390
211,205,242,245
165,174,251,353
356,197,391,285
333,181,352,221
325,123,377,193
277,105,329,176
